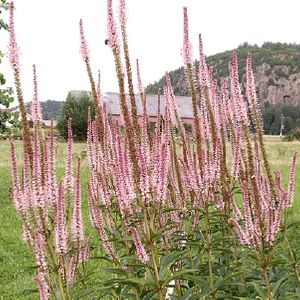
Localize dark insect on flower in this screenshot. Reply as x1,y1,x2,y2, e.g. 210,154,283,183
105,39,109,45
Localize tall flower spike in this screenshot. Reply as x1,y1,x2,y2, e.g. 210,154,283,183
286,153,297,207
198,34,210,89
119,0,127,25
71,158,84,245
136,59,146,105
96,70,104,108
10,142,21,210
8,2,20,71
31,64,42,124
129,227,149,263
107,0,120,51
182,7,193,66
34,230,50,300
48,121,57,206
55,184,68,255
64,119,74,192
32,125,43,209
8,1,33,166
79,19,90,61
87,184,116,260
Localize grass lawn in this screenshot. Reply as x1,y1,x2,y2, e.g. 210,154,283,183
0,136,299,299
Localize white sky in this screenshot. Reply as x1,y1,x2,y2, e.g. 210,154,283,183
1,0,300,104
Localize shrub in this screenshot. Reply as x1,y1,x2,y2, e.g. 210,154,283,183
284,127,300,141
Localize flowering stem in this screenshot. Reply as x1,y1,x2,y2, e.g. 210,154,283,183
262,259,273,300
14,70,33,167
204,205,215,299
120,23,140,140
45,235,68,300
150,241,164,300
144,209,164,300
186,62,203,174
84,59,105,145
112,49,140,182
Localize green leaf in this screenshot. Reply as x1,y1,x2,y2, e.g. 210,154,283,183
271,277,285,297
165,269,198,284
103,268,128,276
215,272,242,289
141,290,156,300
249,282,266,298
160,251,188,268
74,286,116,299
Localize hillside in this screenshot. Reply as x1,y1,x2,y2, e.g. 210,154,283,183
24,100,62,120
146,42,300,105
40,100,62,120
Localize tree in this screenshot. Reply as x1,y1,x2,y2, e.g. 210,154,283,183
57,91,95,140
0,0,18,133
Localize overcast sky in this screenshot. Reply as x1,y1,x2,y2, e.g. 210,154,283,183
1,0,300,104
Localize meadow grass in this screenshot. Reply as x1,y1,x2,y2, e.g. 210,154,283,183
0,136,299,299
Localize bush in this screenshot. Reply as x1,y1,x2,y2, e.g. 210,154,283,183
284,127,300,141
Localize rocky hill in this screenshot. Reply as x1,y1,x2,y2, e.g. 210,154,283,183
146,42,300,106
21,100,62,120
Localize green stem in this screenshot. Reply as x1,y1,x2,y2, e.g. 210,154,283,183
150,241,164,300
260,250,273,300
204,205,215,299
263,266,273,300
144,209,164,300
46,237,67,300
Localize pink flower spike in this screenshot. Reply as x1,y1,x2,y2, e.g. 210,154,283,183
64,119,74,192
55,183,68,255
31,64,42,123
286,153,297,207
129,227,149,263
80,237,91,264
71,159,84,245
66,255,77,284
34,230,50,300
229,218,250,246
10,142,21,210
96,70,104,108
87,184,115,260
198,34,210,89
118,0,127,25
107,0,120,51
136,59,145,98
32,125,43,210
36,273,50,300
48,121,57,206
79,19,90,61
182,7,193,66
8,2,20,71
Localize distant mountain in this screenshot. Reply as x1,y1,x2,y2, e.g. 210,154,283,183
41,100,62,120
146,42,300,106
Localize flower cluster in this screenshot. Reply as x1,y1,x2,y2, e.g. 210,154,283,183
9,0,298,299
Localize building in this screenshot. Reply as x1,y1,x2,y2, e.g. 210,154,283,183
69,90,195,133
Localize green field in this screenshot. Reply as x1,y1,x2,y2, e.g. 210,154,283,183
0,136,299,299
